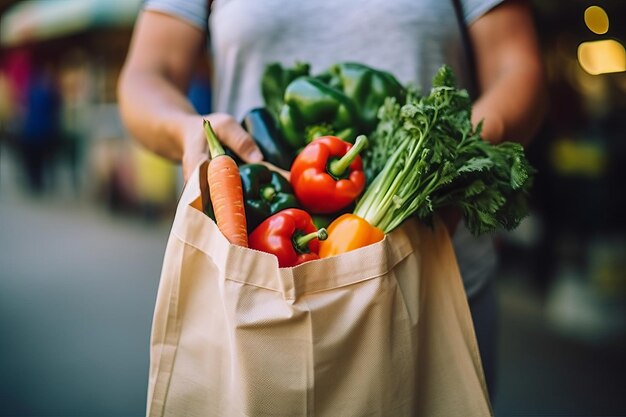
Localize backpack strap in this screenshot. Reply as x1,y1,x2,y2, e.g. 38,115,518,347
451,0,479,99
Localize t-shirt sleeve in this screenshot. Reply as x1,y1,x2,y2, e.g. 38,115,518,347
143,0,208,31
461,0,505,24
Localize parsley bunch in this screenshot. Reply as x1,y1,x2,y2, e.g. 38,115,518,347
356,65,535,235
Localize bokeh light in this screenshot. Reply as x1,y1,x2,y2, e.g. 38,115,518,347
584,5,609,35
578,39,626,75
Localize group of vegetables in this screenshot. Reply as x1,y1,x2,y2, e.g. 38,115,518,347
202,62,535,268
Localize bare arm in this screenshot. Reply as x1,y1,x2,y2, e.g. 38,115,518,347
117,10,261,180
469,0,547,146
442,0,546,233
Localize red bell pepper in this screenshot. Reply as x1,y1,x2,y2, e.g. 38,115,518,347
290,135,368,214
249,208,328,268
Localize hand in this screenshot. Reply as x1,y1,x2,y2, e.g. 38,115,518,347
180,112,263,181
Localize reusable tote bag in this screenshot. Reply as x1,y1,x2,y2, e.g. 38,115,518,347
147,161,492,417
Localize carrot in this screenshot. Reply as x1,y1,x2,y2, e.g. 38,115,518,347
203,119,248,247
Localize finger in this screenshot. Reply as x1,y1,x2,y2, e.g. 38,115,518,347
209,113,263,163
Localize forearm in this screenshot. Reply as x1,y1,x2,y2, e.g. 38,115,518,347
471,61,546,146
118,10,261,181
469,0,546,147
117,8,209,164
118,68,199,162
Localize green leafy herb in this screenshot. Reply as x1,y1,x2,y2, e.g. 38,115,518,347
355,65,535,235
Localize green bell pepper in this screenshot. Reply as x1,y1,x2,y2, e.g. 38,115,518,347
278,76,359,151
317,62,405,133
239,163,300,233
261,62,311,120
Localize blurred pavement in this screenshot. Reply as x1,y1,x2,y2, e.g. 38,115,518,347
0,151,169,416
1,149,625,416
494,276,626,416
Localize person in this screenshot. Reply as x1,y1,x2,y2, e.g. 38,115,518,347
20,64,61,193
117,0,546,399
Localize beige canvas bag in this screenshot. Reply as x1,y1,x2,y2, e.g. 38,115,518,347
146,161,492,417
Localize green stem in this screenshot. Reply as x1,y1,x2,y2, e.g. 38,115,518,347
357,168,396,222
306,124,334,143
203,119,226,158
294,228,328,253
355,138,409,218
378,170,438,232
360,137,422,226
367,168,407,227
328,135,368,177
354,110,437,230
261,186,276,202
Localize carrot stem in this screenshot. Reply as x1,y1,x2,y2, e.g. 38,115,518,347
203,119,226,158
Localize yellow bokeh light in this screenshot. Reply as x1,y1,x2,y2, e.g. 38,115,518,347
578,39,626,75
550,138,606,177
584,6,609,35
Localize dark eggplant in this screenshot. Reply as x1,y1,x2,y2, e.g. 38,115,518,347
241,107,295,171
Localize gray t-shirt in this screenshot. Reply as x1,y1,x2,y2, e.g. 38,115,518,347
143,0,503,297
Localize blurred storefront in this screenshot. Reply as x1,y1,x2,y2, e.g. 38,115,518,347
502,0,626,345
0,0,178,215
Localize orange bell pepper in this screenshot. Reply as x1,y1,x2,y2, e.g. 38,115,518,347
319,213,385,258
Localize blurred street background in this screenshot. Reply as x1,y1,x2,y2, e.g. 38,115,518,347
1,0,625,416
